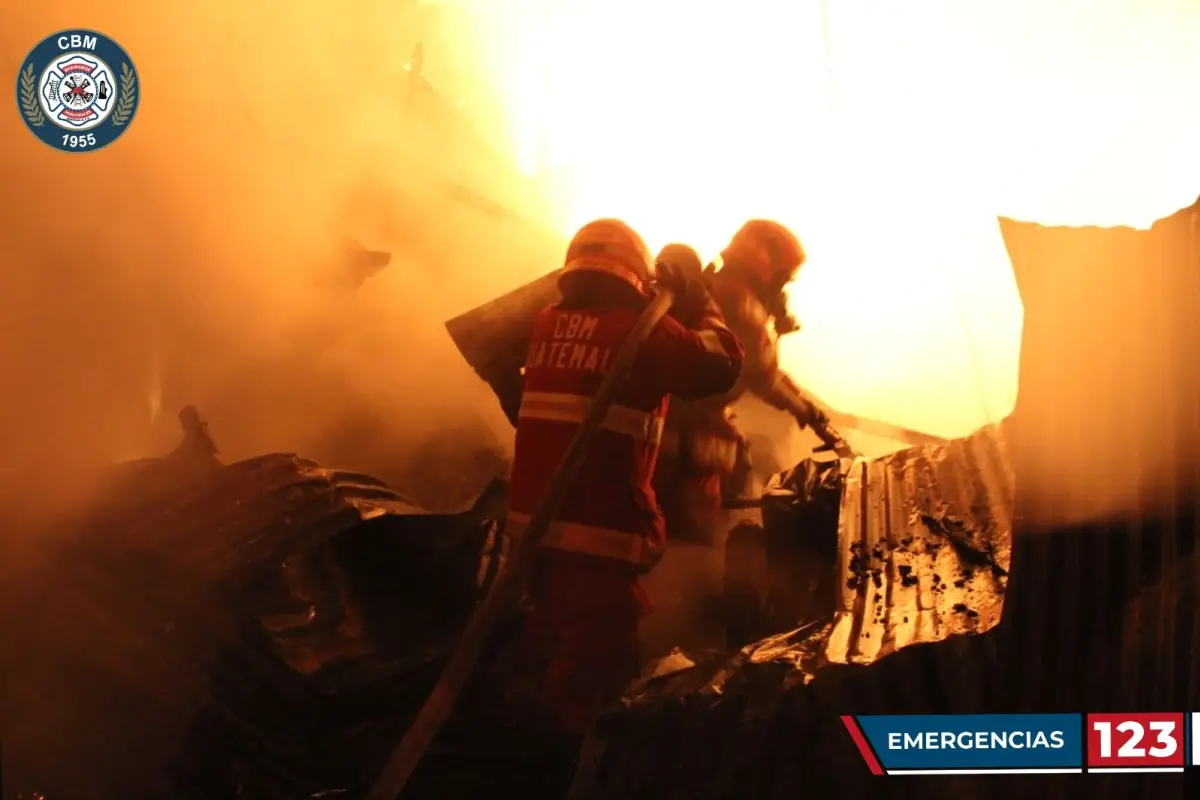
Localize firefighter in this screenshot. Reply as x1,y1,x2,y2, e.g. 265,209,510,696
506,218,744,783
709,219,837,450
653,221,841,550
651,242,731,548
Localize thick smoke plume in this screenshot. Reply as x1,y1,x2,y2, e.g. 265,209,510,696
0,3,558,521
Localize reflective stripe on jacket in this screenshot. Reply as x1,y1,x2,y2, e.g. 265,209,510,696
519,391,665,444
507,300,744,569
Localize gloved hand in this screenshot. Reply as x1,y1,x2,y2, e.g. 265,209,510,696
801,408,855,457
656,259,711,328
774,312,800,336
792,402,822,431
766,293,800,336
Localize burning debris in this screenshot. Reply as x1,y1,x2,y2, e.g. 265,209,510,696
0,449,519,799
826,421,1012,663
566,420,1016,797
718,420,1012,668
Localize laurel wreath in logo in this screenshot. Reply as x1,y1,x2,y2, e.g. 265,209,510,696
20,61,137,129
111,63,137,127
19,64,45,127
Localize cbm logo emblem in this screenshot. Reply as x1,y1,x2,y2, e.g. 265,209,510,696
15,29,140,153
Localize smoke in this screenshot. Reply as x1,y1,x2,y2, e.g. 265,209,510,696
0,3,560,518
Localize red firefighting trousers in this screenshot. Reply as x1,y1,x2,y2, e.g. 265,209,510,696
652,454,724,545
522,551,650,734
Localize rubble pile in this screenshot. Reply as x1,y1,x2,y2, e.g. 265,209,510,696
572,626,1000,799
0,454,521,799
750,456,844,638
746,420,1013,663
570,421,1016,798
572,198,1200,800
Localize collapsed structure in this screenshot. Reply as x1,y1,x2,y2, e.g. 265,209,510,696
568,197,1200,799
3,193,1198,799
0,452,513,798
567,420,1014,796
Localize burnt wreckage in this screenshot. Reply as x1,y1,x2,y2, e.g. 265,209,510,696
3,196,1199,799
1,445,521,799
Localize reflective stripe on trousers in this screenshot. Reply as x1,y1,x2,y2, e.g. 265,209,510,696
506,510,661,568
519,391,664,444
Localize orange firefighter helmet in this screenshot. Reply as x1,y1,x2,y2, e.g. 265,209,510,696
655,243,704,275
562,218,655,293
720,220,806,287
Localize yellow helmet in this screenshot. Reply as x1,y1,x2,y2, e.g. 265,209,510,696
721,220,806,286
655,243,703,275
562,219,655,293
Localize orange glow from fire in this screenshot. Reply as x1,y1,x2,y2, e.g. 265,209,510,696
441,0,1200,443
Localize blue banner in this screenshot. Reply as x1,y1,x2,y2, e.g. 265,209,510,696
849,714,1084,773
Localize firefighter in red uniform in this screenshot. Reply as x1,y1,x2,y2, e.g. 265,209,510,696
653,221,844,547
650,223,846,650
506,218,744,778
650,242,728,546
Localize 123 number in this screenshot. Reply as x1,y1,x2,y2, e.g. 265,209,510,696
1093,720,1177,759
62,133,97,148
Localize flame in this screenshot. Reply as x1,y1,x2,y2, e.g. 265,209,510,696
443,0,1200,442
148,348,163,426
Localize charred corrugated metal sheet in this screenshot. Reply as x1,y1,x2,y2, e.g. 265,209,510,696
999,199,1200,530
827,422,1012,664
0,455,516,799
959,201,1200,800
445,269,562,423
570,425,1015,800
995,198,1200,733
570,621,1015,800
757,456,843,636
89,454,436,586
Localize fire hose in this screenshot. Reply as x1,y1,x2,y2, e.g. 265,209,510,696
366,287,677,800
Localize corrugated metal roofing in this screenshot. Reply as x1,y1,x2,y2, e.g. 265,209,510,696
0,454,510,799
996,198,1200,728
445,269,561,421
827,421,1012,664
89,453,437,586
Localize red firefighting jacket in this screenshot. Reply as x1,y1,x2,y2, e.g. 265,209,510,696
661,268,791,474
506,296,744,570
